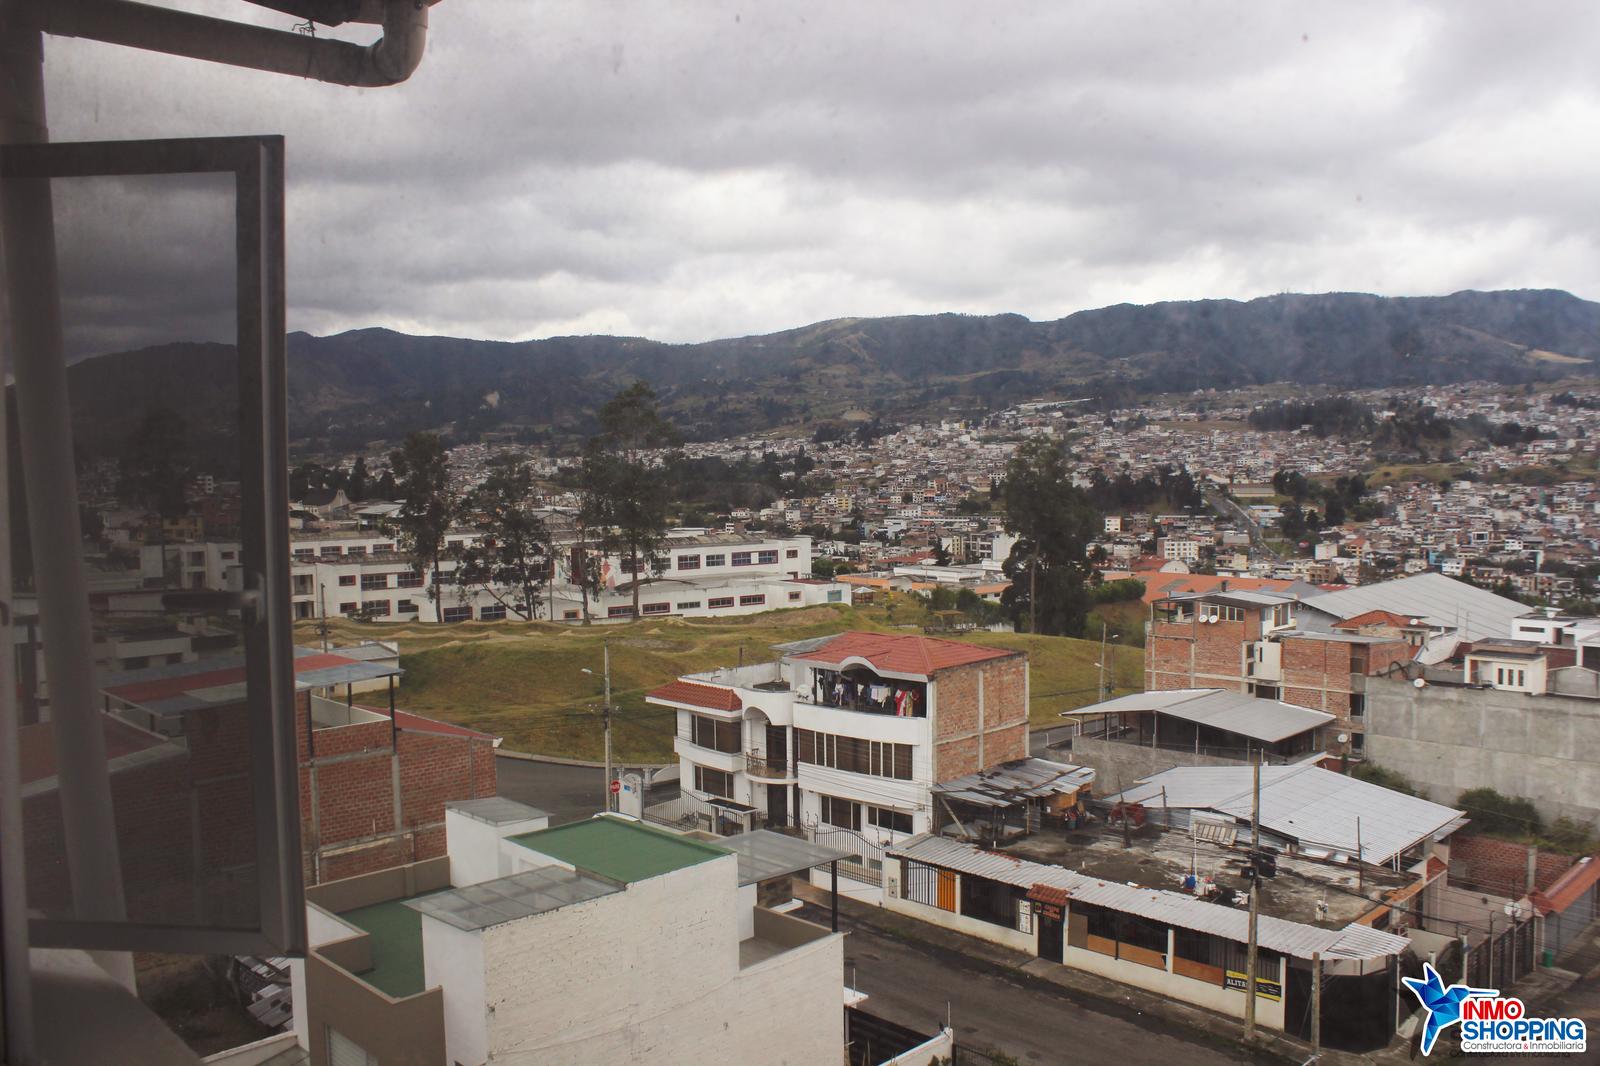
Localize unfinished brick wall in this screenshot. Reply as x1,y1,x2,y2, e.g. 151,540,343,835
1145,618,1254,691
933,654,1027,778
1450,834,1575,896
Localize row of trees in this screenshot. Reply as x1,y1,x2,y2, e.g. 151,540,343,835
383,383,679,621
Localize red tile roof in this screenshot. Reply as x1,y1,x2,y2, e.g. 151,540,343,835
1538,857,1600,915
1140,574,1300,606
1027,883,1070,906
1333,609,1419,630
646,680,743,712
791,630,1016,677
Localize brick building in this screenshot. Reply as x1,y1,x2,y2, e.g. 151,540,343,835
1145,588,1415,756
646,630,1027,894
20,647,501,926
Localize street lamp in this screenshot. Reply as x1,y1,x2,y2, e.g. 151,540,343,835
581,639,613,811
1097,624,1120,702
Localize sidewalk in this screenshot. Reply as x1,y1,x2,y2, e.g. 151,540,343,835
793,879,1408,1065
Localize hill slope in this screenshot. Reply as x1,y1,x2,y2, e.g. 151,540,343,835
65,288,1600,453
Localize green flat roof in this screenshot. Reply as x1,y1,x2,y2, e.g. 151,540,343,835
508,816,729,884
339,891,445,999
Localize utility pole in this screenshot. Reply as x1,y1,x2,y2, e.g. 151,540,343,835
603,639,613,812
1311,951,1322,1056
1244,751,1261,1041
1029,549,1038,634
1356,817,1364,894
1098,622,1108,702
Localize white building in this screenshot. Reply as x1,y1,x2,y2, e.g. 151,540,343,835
288,804,925,1066
646,631,1029,898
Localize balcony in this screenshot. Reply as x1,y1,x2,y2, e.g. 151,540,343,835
739,905,835,970
746,752,795,781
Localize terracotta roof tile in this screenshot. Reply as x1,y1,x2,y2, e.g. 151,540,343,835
646,680,742,712
791,630,1017,678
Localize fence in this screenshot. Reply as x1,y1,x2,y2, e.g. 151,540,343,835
807,824,889,887
1465,916,1535,991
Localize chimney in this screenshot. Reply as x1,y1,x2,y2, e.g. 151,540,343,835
1219,579,1229,592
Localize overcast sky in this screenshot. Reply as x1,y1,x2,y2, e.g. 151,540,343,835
42,0,1600,353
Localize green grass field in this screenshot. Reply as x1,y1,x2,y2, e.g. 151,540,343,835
298,594,1143,762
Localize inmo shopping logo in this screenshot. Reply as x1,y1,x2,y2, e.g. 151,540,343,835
1403,963,1586,1055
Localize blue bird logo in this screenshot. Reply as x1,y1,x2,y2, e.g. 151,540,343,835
1402,962,1497,1055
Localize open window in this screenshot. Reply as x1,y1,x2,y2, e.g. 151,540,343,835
3,135,303,955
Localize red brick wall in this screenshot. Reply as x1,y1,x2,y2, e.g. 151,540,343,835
1449,834,1574,895
933,655,1027,778
1145,618,1253,691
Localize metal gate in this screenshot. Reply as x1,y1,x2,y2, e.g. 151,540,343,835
1466,918,1534,991
807,825,888,886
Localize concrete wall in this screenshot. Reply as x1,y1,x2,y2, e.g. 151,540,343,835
480,854,843,1064
303,943,445,1066
445,807,548,887
1365,676,1600,827
422,913,489,1066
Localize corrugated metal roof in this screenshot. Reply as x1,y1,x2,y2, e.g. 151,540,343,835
1110,764,1464,866
933,758,1096,808
1143,690,1332,743
1059,689,1330,743
1299,572,1525,642
405,866,620,932
888,834,1410,961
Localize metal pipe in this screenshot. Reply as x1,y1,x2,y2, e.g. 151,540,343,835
29,0,432,88
1,15,136,992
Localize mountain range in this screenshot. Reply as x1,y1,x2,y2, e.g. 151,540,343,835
63,288,1600,455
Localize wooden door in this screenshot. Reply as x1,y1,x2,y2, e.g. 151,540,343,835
937,870,957,912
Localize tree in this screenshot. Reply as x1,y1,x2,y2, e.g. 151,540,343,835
997,439,1098,636
119,408,190,519
347,456,369,502
387,432,456,611
452,463,552,620
587,384,679,617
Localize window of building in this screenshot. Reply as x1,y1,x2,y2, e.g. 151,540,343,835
360,573,388,591
827,590,843,603
676,601,702,610
788,591,802,601
220,550,236,561
563,609,580,620
338,574,356,586
1350,732,1365,753
366,601,391,617
676,555,700,570
739,594,765,607
786,548,799,559
732,551,753,566
122,655,149,670
328,1027,380,1066
757,550,779,565
320,546,341,558
959,874,1021,929
620,556,640,574
442,606,472,623
292,547,315,559
694,765,733,799
704,553,726,567
867,805,913,834
396,600,417,614
1349,693,1365,717
690,714,741,753
479,604,507,621
345,545,365,557
642,601,670,615
607,605,635,618
372,543,395,553
339,601,358,614
708,597,735,609
395,570,424,588
820,794,861,830
795,729,912,780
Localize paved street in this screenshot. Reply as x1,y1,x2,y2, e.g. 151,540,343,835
494,753,676,826
799,902,1279,1066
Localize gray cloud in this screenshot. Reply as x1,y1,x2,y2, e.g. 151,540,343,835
40,0,1600,353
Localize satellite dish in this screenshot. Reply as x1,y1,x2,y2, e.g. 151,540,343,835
1337,733,1350,745
1414,677,1428,689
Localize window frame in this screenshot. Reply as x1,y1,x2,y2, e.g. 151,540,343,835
7,135,304,957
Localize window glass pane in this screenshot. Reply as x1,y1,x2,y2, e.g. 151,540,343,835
12,164,283,937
